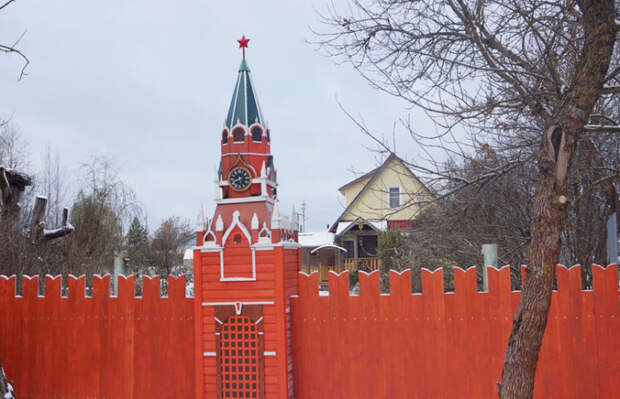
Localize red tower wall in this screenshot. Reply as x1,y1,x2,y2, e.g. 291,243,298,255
193,216,300,399
0,274,194,398
291,265,620,398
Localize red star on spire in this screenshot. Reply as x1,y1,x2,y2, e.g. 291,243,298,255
237,35,250,59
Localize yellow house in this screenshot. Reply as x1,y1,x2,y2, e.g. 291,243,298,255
328,153,431,269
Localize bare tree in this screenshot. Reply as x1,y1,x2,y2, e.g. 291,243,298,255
315,0,618,397
63,156,139,275
39,145,69,227
0,122,29,172
151,216,192,278
0,0,29,80
408,136,618,289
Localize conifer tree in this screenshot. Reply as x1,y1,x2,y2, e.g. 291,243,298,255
125,216,150,274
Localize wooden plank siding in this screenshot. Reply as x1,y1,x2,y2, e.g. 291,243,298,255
0,274,194,399
291,265,620,398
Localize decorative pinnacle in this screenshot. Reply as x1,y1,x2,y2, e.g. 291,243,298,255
237,35,250,59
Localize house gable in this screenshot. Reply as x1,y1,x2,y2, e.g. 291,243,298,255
340,173,375,206
333,155,430,229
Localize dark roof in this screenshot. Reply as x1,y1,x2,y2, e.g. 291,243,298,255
337,166,380,194
5,170,32,190
225,59,265,130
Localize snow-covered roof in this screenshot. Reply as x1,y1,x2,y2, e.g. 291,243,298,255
310,244,347,254
298,231,335,248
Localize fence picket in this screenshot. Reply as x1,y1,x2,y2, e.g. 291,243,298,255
290,265,620,398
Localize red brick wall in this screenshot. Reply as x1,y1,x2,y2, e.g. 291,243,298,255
291,265,620,398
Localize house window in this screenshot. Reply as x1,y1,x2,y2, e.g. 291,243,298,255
222,130,228,144
389,187,400,208
342,239,355,259
232,128,245,142
358,235,378,258
251,126,262,142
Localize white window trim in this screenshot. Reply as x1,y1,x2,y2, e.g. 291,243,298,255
388,186,401,208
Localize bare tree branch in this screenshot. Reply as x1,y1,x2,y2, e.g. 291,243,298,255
0,0,16,12
315,0,618,396
1,0,29,80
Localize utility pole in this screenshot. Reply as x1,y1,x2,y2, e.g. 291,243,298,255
481,243,498,292
300,200,307,233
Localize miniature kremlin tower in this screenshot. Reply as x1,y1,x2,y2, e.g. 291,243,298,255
193,36,300,399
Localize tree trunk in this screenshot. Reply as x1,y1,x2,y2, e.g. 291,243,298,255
499,146,565,397
499,1,617,396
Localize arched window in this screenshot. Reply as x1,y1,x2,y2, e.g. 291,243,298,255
222,130,228,144
232,127,245,142
266,129,271,143
251,126,262,142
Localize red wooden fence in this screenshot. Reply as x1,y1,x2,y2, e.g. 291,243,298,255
0,274,194,399
291,265,620,398
1,266,618,398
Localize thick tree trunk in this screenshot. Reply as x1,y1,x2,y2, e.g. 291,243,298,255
498,1,617,397
499,147,565,397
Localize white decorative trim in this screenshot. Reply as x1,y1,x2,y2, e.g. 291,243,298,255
203,219,217,248
203,352,217,357
216,196,274,205
200,245,223,253
388,186,401,208
219,248,257,282
214,317,224,325
218,177,276,189
222,152,272,157
222,211,252,245
273,242,301,249
249,177,276,187
228,74,242,129
202,301,275,306
254,316,263,325
231,124,247,142
249,123,264,140
253,245,274,251
251,213,259,230
215,214,224,231
264,351,276,357
420,267,443,274
258,222,271,239
243,71,248,131
256,229,272,247
271,200,281,229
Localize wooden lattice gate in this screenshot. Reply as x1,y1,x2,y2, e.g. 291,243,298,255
220,315,261,398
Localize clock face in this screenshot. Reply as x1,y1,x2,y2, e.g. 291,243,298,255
229,167,251,191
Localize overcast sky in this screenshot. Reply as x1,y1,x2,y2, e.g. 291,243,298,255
0,1,435,232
